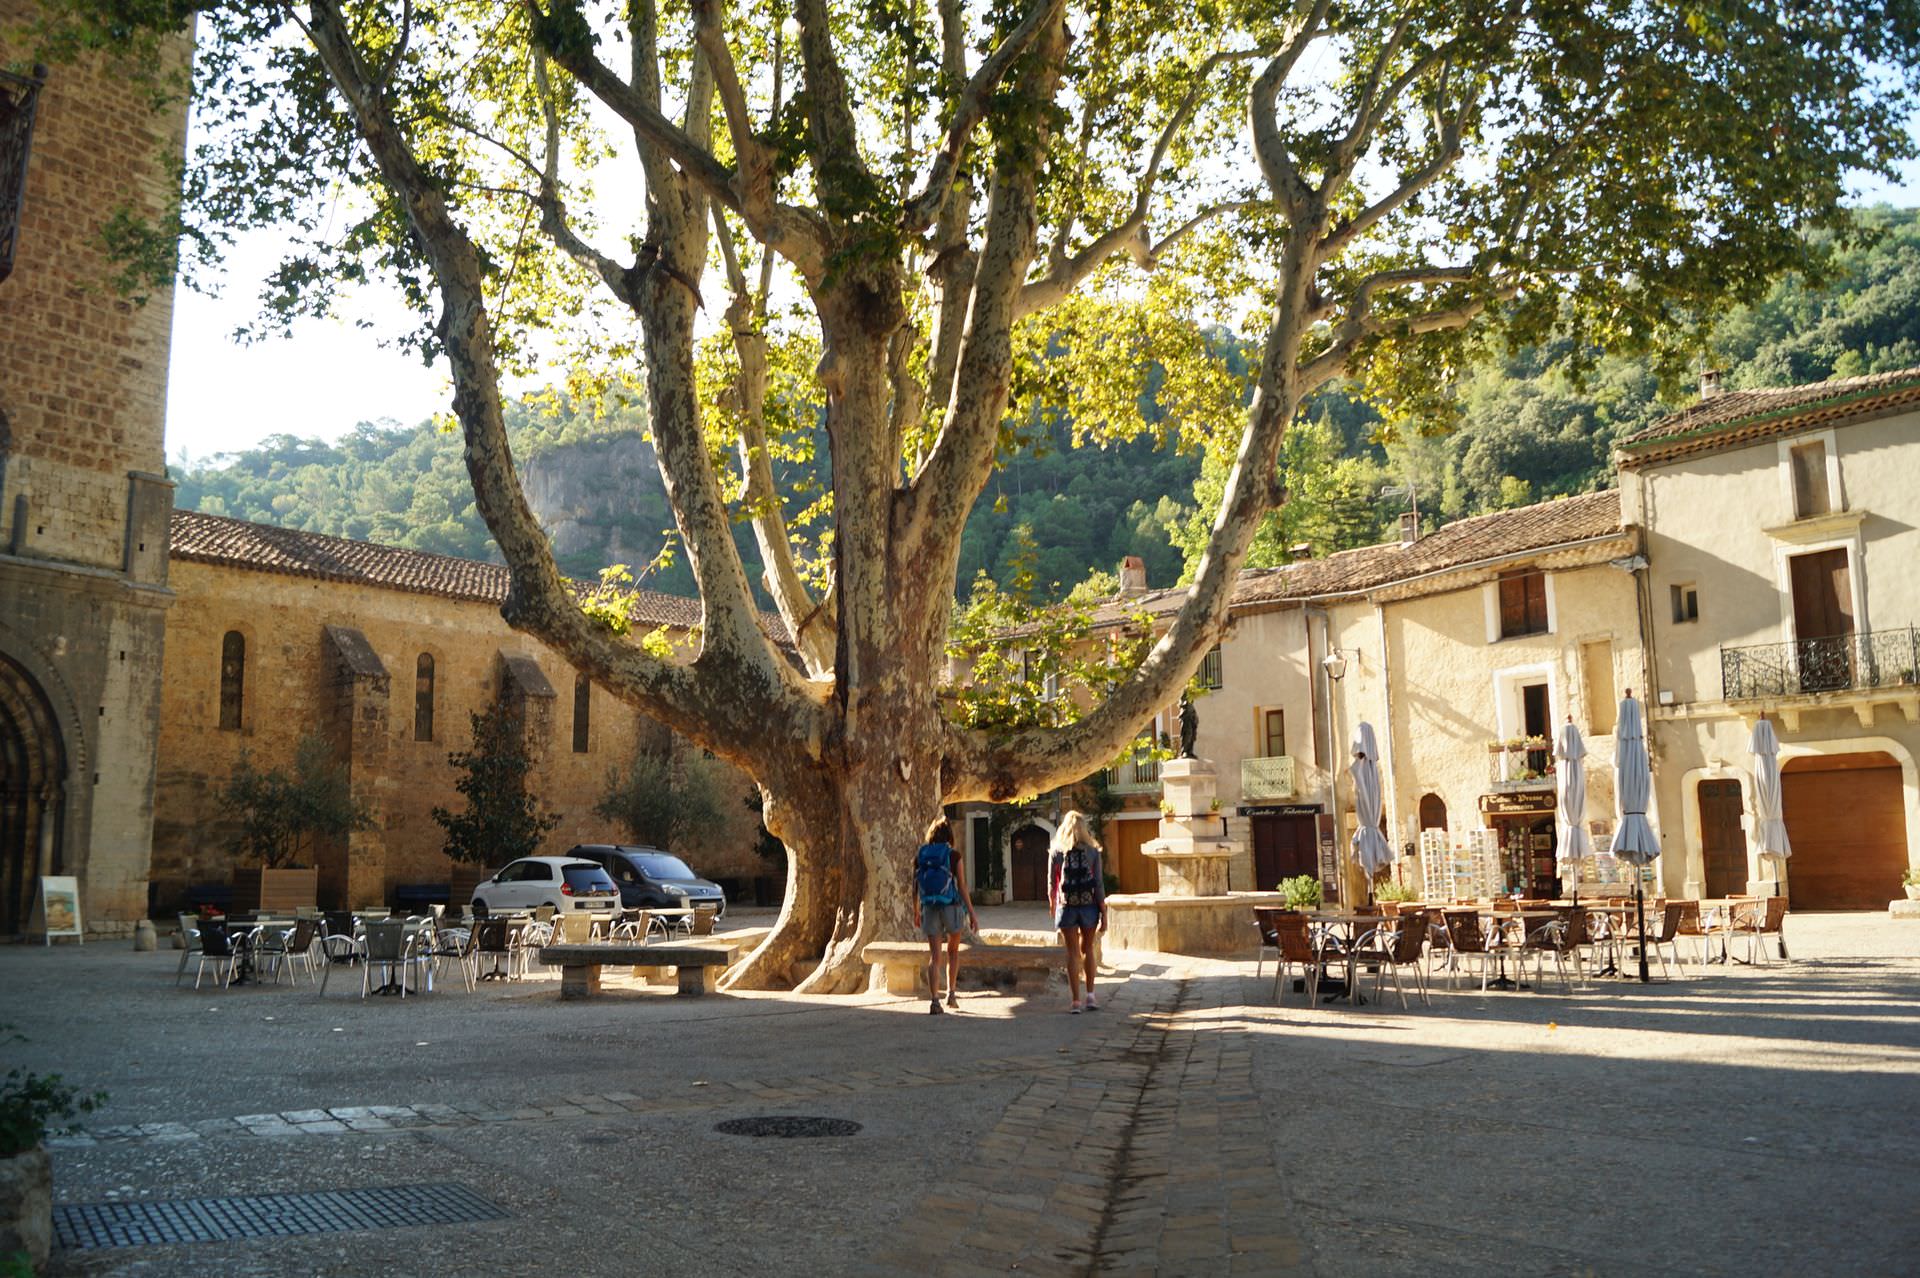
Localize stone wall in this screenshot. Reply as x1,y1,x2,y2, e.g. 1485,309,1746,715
152,560,764,909
0,7,187,933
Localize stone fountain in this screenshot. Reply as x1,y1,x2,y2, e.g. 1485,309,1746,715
1104,756,1287,957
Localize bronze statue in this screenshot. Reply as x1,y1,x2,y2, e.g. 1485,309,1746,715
1178,693,1198,759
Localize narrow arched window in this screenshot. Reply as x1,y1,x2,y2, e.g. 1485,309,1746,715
414,653,435,742
219,631,245,730
572,674,590,753
1419,793,1448,831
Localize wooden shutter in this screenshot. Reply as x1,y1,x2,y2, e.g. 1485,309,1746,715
1790,441,1830,518
1790,548,1853,640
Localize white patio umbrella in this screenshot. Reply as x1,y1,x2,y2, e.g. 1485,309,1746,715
1554,719,1593,899
1751,716,1792,959
1350,722,1394,897
1610,692,1662,982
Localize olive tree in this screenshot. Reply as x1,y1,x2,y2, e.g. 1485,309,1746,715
32,0,1917,989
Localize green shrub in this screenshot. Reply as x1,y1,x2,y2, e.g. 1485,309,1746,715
1375,880,1418,903
1278,875,1323,910
0,1027,104,1158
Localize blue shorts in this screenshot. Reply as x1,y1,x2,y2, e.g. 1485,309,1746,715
1056,903,1101,932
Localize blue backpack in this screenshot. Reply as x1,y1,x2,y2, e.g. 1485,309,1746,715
914,842,959,907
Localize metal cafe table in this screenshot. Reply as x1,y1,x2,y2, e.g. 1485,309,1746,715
1305,911,1392,1005
1472,907,1559,990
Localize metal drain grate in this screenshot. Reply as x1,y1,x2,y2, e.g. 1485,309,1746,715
55,1183,506,1250
714,1115,861,1138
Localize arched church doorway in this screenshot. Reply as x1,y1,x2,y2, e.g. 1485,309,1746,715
0,652,67,935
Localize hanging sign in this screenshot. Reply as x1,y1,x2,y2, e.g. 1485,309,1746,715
30,875,82,945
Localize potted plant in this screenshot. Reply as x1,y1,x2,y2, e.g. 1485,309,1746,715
1375,880,1419,913
1278,874,1323,912
219,736,372,913
1904,868,1920,901
1,1030,103,1271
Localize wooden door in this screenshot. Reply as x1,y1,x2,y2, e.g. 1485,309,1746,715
1699,779,1746,899
1010,826,1049,901
1781,753,1906,910
1522,683,1551,774
1790,548,1854,693
1110,818,1158,895
1252,814,1318,892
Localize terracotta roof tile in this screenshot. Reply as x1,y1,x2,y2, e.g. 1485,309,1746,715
1618,366,1920,462
167,509,766,638
1081,489,1625,628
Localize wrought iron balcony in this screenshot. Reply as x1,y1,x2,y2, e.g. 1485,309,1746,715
1487,739,1554,790
1240,755,1297,801
1720,628,1920,701
1098,753,1161,795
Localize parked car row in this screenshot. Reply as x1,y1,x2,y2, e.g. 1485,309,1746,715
470,844,727,918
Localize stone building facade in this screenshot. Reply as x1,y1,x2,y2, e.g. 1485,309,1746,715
154,510,766,911
0,7,187,935
1619,369,1920,909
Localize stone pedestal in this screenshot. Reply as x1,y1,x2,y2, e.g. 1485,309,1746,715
1106,756,1279,957
1141,758,1240,896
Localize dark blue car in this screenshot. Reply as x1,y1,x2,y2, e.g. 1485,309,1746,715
568,844,727,917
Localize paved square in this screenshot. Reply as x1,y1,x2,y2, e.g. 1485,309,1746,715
4,909,1914,1274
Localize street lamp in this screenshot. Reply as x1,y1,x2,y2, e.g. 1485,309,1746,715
1321,649,1356,902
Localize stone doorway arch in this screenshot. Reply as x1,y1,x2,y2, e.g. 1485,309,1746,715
0,651,68,934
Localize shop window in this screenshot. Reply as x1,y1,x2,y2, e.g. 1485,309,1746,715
572,674,590,753
414,653,435,741
218,631,245,730
1498,571,1549,639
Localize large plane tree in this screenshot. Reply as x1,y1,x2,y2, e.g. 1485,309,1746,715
36,0,1917,990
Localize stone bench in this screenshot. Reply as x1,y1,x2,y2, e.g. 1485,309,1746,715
860,941,1064,996
539,943,731,998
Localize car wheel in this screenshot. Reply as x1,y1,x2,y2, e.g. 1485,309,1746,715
473,899,489,917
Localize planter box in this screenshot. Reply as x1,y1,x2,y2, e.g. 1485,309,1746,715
231,867,319,916
0,1146,52,1269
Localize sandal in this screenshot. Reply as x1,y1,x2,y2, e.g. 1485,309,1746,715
929,998,944,1015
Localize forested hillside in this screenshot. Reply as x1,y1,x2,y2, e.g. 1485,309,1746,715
173,207,1920,602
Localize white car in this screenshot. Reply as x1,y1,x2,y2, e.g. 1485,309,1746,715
471,857,620,916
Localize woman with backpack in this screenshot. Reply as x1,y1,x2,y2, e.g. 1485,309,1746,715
1048,811,1108,1013
912,817,977,1014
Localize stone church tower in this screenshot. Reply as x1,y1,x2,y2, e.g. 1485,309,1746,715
0,4,189,934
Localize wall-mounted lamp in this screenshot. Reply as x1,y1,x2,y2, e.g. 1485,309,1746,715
1322,649,1356,681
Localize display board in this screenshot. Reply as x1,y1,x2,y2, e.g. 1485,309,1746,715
30,875,82,944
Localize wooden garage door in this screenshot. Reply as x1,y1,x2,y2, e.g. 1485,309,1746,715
1110,817,1159,896
1781,753,1907,910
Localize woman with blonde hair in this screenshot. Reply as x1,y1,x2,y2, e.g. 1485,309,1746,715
1048,811,1107,1012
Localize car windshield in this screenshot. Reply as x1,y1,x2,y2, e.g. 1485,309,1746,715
633,853,698,882
563,865,615,892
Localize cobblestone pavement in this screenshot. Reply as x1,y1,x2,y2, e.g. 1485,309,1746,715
3,911,1915,1275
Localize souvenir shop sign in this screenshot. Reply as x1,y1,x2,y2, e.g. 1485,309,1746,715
1479,790,1556,816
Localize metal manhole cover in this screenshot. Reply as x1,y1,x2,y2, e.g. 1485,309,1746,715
55,1183,506,1250
714,1115,861,1138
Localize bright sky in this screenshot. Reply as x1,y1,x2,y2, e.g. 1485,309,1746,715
159,127,1920,469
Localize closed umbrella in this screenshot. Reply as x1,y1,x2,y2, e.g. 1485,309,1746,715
1610,692,1661,982
1350,722,1394,897
1554,719,1593,899
1750,716,1791,958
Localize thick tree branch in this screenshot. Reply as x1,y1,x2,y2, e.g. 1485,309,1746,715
901,0,1068,235
300,0,811,764
1250,0,1330,215
1318,103,1465,264
712,207,839,678
1016,48,1262,319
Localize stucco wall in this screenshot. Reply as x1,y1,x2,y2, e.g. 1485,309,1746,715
152,561,761,908
1635,409,1920,707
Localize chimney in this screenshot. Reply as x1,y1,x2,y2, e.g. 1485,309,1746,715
1117,555,1148,596
1399,512,1420,545
1699,368,1723,400
1288,542,1313,562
